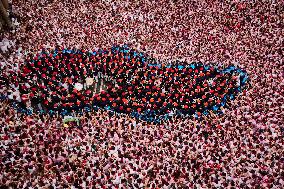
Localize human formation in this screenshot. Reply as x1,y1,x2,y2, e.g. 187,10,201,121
0,0,283,188
16,45,247,122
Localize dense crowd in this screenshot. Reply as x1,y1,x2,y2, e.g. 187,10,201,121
12,45,247,122
1,0,283,188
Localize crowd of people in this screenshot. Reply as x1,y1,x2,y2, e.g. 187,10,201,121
11,45,248,122
0,0,283,188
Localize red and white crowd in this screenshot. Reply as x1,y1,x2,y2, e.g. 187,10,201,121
0,0,283,188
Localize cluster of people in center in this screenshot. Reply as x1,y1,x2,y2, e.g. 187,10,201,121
16,45,245,122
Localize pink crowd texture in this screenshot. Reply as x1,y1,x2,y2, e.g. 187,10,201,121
0,0,283,188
